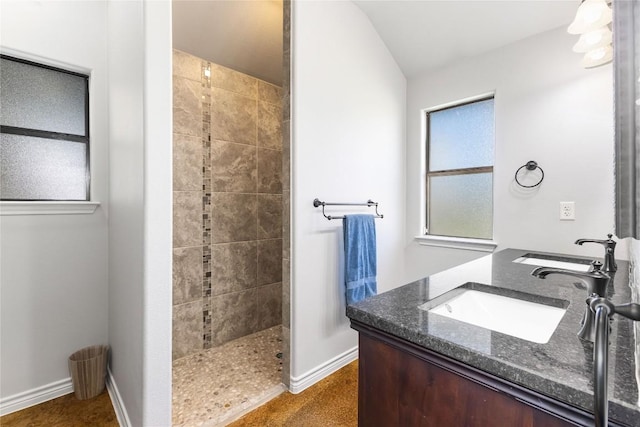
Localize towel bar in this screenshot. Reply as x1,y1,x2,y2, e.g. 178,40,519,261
313,198,384,220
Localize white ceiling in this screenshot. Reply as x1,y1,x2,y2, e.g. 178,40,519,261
172,0,283,86
171,0,577,85
353,0,578,78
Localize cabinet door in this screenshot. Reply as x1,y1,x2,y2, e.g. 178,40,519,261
358,333,573,427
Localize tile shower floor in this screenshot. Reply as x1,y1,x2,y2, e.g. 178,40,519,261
172,325,284,427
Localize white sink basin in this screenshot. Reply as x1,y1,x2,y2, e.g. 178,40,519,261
422,289,567,344
512,254,591,272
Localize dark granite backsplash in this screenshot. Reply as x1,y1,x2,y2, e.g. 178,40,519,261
347,248,640,426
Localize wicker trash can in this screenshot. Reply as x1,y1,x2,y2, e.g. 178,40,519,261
68,345,109,400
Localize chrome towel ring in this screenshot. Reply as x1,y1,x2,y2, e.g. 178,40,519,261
515,160,544,188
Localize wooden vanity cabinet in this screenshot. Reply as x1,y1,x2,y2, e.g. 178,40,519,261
352,321,610,427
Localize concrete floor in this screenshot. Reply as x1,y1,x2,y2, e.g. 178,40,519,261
1,349,358,427
0,391,118,427
228,361,358,427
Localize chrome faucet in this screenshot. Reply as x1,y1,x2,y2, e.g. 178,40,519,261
531,261,611,342
575,234,617,273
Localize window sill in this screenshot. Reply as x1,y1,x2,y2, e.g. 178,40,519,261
0,201,100,216
414,235,497,252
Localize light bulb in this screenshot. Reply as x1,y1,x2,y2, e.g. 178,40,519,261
588,47,607,60
573,27,612,52
581,44,613,68
568,0,612,34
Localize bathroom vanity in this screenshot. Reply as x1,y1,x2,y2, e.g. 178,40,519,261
347,249,640,426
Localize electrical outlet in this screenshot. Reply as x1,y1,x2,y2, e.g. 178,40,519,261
560,201,575,221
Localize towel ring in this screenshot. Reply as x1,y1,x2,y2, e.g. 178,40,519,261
515,160,544,188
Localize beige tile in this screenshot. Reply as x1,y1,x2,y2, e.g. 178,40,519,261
173,301,203,360
282,258,290,329
211,87,257,145
282,189,290,261
258,239,282,286
284,1,291,51
281,4,292,387
173,49,202,81
174,76,202,137
282,120,290,192
258,101,282,150
211,140,257,193
258,194,282,239
211,193,257,243
282,91,290,122
281,325,290,387
258,80,282,105
173,191,202,248
211,242,258,295
257,282,282,331
173,133,202,191
210,289,259,346
173,247,203,305
210,63,258,98
258,148,282,194
283,48,291,122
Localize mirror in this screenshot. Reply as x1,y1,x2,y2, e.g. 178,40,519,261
354,1,625,260
613,0,639,240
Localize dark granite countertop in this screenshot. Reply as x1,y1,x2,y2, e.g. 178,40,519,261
347,248,640,426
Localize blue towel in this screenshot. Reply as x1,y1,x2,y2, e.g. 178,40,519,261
343,214,377,305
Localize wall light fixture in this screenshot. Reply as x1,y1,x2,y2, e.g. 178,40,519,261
568,0,613,68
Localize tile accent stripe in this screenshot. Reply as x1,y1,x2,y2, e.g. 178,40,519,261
202,60,213,349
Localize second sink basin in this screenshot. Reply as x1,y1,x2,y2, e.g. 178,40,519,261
419,283,569,344
512,253,592,272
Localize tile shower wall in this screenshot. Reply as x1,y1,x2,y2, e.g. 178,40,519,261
173,49,283,360
281,0,291,388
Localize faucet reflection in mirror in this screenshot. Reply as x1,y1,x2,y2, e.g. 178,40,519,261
568,0,613,68
575,234,617,273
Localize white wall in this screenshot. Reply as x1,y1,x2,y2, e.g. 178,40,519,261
291,0,406,387
107,1,172,425
405,27,628,282
107,1,144,424
142,1,172,424
0,0,109,410
0,1,171,423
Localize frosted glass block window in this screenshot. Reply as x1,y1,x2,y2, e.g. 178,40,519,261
429,173,493,239
426,97,494,239
1,134,87,200
0,55,89,201
429,98,494,171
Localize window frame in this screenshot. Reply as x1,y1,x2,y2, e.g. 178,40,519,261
424,95,495,240
0,54,91,202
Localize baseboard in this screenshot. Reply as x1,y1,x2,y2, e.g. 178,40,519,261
106,368,131,427
0,378,73,416
210,383,286,427
289,346,358,394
